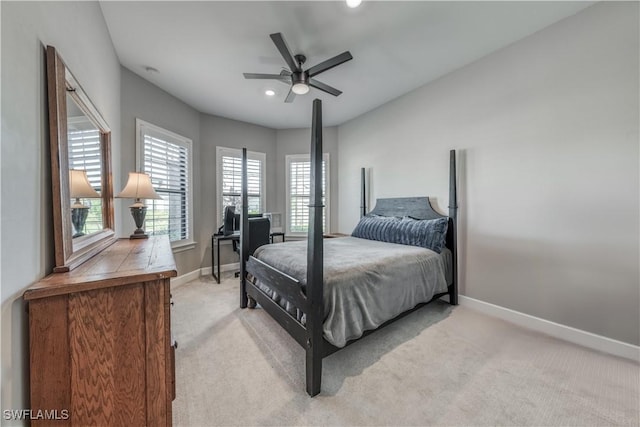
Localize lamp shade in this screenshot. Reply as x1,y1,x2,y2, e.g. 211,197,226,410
117,172,161,238
116,172,161,202
70,169,100,199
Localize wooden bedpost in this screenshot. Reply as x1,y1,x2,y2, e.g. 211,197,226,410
240,147,249,308
306,99,324,397
360,167,366,218
448,149,458,306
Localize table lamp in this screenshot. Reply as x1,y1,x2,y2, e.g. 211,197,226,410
116,172,161,239
70,169,100,237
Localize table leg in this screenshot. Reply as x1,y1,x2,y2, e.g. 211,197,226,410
211,236,216,279
212,236,221,284
216,238,221,284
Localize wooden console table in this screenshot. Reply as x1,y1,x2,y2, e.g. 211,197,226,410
24,236,177,426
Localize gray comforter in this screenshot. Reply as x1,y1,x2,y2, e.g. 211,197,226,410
252,236,451,348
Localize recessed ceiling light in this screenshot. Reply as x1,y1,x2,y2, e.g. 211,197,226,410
265,89,275,96
346,0,362,8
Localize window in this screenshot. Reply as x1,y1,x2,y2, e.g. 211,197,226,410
216,147,266,225
286,153,330,236
136,119,193,248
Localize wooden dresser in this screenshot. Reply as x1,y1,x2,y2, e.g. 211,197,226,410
24,236,177,426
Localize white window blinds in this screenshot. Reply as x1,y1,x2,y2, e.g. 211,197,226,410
286,154,329,234
137,120,192,244
217,148,265,224
68,121,101,188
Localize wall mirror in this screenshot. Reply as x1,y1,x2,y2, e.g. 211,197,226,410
47,45,116,272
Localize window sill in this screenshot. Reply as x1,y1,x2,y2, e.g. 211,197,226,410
171,240,197,253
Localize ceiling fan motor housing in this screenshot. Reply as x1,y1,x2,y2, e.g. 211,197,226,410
291,71,310,95
291,71,308,86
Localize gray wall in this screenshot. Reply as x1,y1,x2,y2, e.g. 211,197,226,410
337,2,639,345
1,1,122,417
276,127,339,234
199,114,277,266
120,67,201,274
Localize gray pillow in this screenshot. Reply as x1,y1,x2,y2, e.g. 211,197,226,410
351,215,448,253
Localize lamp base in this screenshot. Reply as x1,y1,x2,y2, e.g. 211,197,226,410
129,206,150,239
71,206,90,238
130,231,149,239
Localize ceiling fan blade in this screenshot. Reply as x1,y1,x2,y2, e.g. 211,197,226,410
309,79,342,97
243,73,290,83
284,87,296,103
307,51,353,77
270,33,300,72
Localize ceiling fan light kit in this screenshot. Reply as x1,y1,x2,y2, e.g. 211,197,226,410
244,32,352,103
291,68,310,94
292,83,309,95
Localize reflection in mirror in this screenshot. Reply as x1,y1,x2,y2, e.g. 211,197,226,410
47,45,115,272
69,169,99,237
67,94,104,238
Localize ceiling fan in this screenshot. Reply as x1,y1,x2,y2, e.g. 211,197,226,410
243,33,353,103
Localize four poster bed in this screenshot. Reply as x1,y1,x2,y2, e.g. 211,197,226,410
238,99,458,396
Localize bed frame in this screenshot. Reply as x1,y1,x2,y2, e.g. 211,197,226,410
239,99,458,396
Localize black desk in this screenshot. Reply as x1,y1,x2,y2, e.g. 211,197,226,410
211,231,286,284
211,233,239,284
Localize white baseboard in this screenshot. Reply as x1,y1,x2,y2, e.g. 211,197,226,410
459,295,639,362
170,269,201,289
201,262,239,276
172,263,240,289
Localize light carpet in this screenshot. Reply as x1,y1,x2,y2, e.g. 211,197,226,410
172,275,639,426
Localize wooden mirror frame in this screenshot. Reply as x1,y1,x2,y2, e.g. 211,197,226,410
47,45,116,272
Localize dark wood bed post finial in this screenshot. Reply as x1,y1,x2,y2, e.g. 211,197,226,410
240,147,249,308
306,99,325,397
360,167,366,218
448,149,458,305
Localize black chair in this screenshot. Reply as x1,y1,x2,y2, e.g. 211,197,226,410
234,217,271,277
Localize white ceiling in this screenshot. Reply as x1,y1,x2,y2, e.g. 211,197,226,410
100,1,592,129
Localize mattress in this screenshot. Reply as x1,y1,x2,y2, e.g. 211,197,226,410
252,236,451,348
